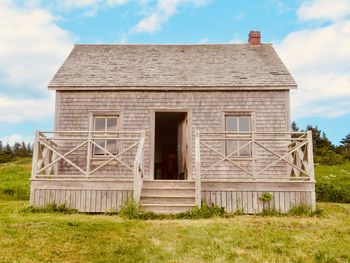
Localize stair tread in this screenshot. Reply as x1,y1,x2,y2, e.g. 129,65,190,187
144,180,194,183
141,203,195,207
142,186,195,190
141,195,195,198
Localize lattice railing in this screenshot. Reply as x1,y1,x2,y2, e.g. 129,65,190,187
194,131,315,206
31,130,145,179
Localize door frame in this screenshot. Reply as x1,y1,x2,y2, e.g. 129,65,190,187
150,108,192,180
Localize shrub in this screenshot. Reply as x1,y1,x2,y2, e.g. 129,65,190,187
119,199,144,219
315,148,344,165
174,202,225,219
259,192,272,202
119,200,225,220
316,182,350,203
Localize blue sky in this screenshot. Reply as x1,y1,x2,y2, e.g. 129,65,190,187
0,0,349,145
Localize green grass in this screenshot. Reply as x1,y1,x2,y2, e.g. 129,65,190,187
0,158,349,261
315,161,350,203
0,201,349,262
0,158,31,201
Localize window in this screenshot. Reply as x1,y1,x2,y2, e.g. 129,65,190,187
93,116,118,156
225,114,251,157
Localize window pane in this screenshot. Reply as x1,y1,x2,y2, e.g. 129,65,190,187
239,116,250,132
107,118,118,131
239,140,251,156
107,140,117,154
94,118,106,131
226,116,237,131
226,141,238,156
94,140,105,155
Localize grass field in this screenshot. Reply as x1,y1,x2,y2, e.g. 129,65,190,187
0,158,31,200
315,161,350,203
0,159,350,262
0,201,349,262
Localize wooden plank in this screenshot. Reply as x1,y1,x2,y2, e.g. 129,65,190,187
295,192,301,206
274,191,280,212
101,190,107,212
247,191,253,213
238,192,243,212
290,191,296,209
232,192,237,212
279,192,285,213
111,191,117,210
257,191,263,213
226,191,232,212
215,192,221,207
117,191,122,209
252,192,258,213
243,192,248,213
211,192,216,206
205,192,210,206
95,190,101,213
80,190,86,212
284,192,290,212
90,190,98,212
305,191,310,208
60,189,66,206
87,190,92,212
221,192,226,210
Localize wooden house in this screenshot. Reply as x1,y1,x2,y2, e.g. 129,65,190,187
30,31,315,213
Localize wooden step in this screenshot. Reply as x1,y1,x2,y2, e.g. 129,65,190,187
141,188,195,196
143,180,195,189
140,180,196,214
142,204,195,214
141,196,195,205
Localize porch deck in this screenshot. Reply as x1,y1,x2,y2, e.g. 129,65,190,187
30,130,315,213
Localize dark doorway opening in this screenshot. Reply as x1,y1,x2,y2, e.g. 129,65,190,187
154,112,188,180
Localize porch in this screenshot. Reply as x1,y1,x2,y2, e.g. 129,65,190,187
30,130,315,213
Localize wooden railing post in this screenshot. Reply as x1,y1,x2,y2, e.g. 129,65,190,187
307,130,316,210
195,130,201,208
86,131,92,177
31,131,40,179
251,131,256,177
133,130,145,203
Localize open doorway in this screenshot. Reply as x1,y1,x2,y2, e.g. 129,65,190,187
154,112,188,180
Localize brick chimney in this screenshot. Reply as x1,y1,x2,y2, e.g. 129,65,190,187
248,31,261,45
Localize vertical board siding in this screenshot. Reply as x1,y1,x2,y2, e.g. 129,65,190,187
202,191,314,213
31,189,132,213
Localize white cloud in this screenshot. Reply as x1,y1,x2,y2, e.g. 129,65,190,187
132,0,208,33
0,95,54,124
0,134,34,145
277,19,350,119
107,0,129,5
0,0,73,91
0,1,71,133
57,0,129,10
298,0,350,21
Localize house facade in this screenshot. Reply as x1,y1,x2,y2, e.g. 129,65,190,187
30,32,316,213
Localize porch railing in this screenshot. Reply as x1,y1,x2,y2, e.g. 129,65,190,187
194,131,314,207
31,130,146,202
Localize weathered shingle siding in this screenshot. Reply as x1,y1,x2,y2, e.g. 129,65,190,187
57,90,289,179
49,44,296,89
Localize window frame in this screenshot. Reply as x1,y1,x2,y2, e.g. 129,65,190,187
223,111,254,159
89,111,121,159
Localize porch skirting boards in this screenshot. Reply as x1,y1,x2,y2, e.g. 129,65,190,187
30,179,315,214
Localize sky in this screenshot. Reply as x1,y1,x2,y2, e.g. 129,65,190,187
0,0,349,145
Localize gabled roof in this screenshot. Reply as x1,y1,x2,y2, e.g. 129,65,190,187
48,44,297,90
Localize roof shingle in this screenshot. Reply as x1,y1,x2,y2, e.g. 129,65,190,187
48,44,297,90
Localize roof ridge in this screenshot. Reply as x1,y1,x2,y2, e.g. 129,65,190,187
73,43,273,46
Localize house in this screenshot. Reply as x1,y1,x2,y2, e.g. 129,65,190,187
30,31,315,213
